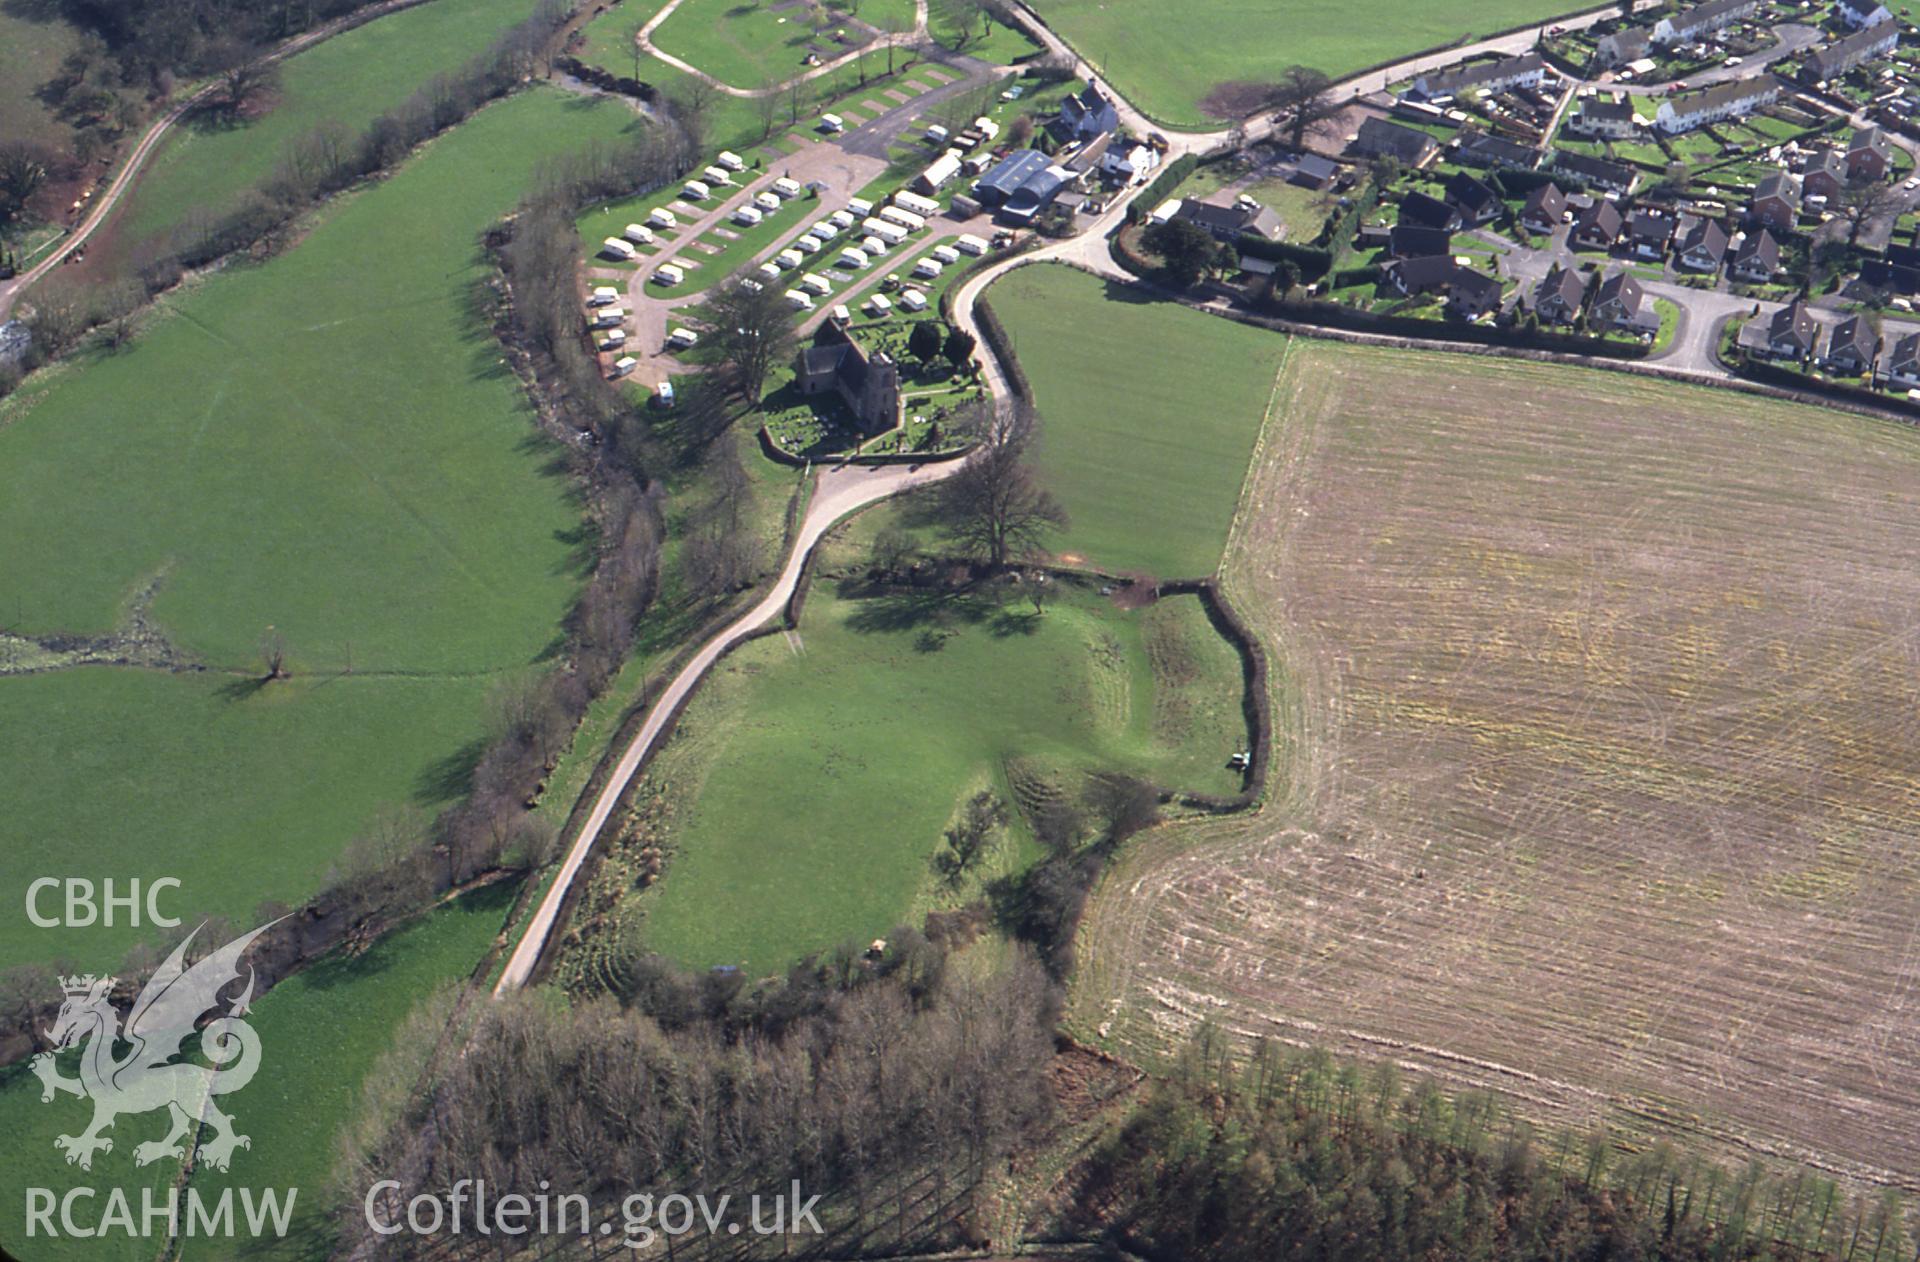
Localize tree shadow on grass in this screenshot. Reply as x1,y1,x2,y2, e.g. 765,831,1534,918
839,581,997,636
215,674,272,701
413,736,490,805
990,608,1042,637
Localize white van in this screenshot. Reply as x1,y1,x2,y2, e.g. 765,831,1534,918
776,248,805,269
703,165,733,185
932,244,960,265
716,150,746,172
588,285,621,306
656,381,676,407
785,288,815,310
666,327,699,349
860,235,889,255
819,113,845,133
757,261,782,280
809,221,839,241
648,207,678,229
864,218,908,245
596,330,626,351
799,272,832,295
866,293,893,315
732,205,764,227
654,263,685,285
838,248,870,269
590,307,626,329
623,223,655,245
912,257,944,279
772,177,803,198
955,233,988,256
847,196,874,217
880,206,925,232
601,237,638,261
754,191,783,212
682,179,710,200
794,235,823,255
609,355,637,378
923,124,950,144
829,210,857,230
899,288,928,312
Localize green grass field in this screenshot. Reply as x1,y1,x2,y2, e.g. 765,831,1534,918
986,264,1288,578
629,578,1249,974
0,9,81,155
649,0,918,90
118,0,544,250
0,882,517,1262
0,89,641,970
1025,0,1592,126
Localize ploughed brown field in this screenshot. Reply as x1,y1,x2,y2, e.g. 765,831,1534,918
1071,341,1920,1190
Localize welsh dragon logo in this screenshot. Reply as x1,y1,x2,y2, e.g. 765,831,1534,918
31,920,275,1173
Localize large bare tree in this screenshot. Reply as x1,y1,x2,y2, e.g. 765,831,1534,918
1267,64,1338,151
707,280,797,402
936,401,1067,569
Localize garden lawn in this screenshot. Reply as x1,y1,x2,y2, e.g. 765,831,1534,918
1024,0,1592,127
987,264,1288,578
636,579,1249,974
0,882,518,1262
650,0,919,91
0,89,640,969
117,0,545,250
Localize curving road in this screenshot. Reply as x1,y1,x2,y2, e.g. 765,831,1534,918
493,458,963,992
0,0,443,322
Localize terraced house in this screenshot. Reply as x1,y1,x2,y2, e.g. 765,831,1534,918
1407,52,1545,101
1654,75,1780,134
1802,23,1900,82
1651,0,1761,45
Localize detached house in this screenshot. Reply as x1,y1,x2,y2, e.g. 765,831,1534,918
1593,269,1658,331
1058,86,1120,141
1569,97,1638,140
1389,223,1454,259
1408,52,1545,101
1530,266,1587,325
1677,217,1731,272
1443,170,1503,225
1382,256,1504,318
1802,147,1847,201
1826,314,1879,374
1593,27,1652,67
1521,183,1568,233
1655,75,1779,134
1747,171,1802,232
1573,199,1626,249
1628,208,1676,259
1803,24,1899,82
1880,330,1920,386
1847,127,1894,184
1764,299,1822,360
1729,228,1780,283
1400,189,1463,231
1652,0,1761,45
1352,117,1441,168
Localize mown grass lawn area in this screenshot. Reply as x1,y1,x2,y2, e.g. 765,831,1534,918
634,578,1249,974
0,882,517,1261
1025,0,1589,127
650,0,919,90
119,0,545,251
987,264,1287,578
0,90,640,970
